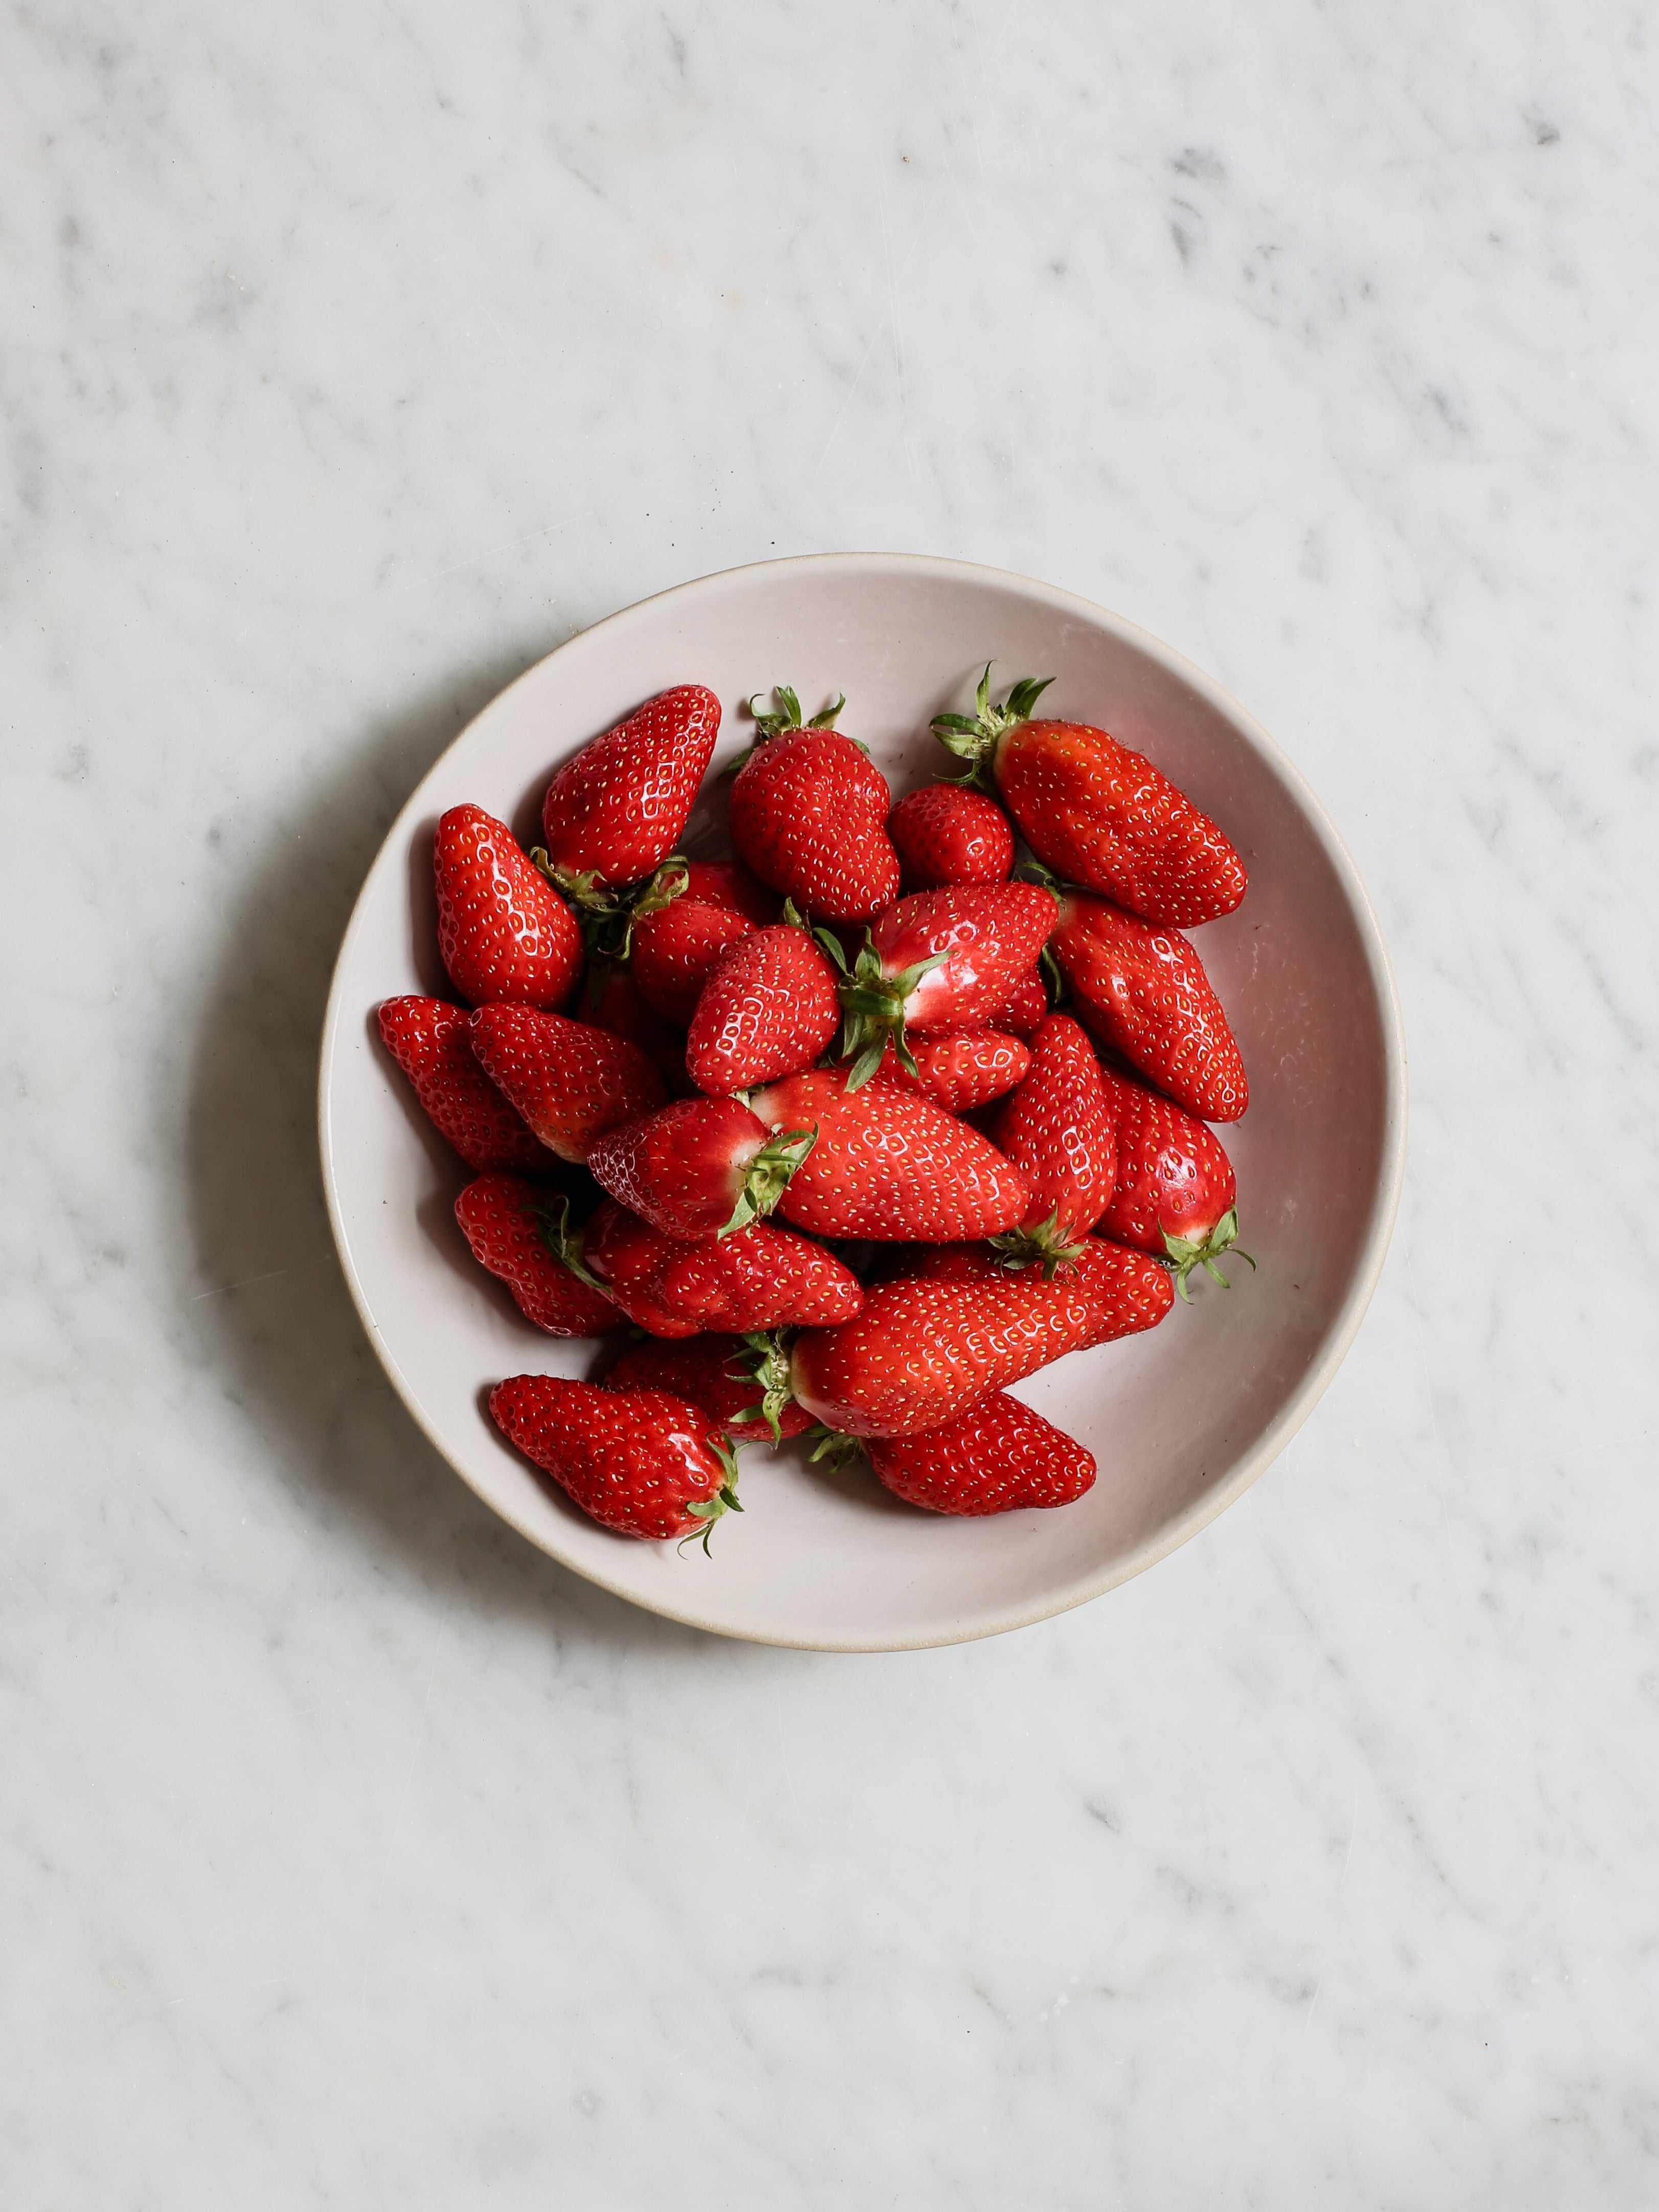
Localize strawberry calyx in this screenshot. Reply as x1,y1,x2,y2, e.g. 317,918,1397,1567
530,851,690,989
727,1330,798,1443
989,1205,1091,1281
814,928,952,1092
721,1125,819,1238
677,1429,745,1556
535,1193,609,1294
804,1423,863,1473
931,665,1055,791
724,683,863,775
1162,1205,1255,1302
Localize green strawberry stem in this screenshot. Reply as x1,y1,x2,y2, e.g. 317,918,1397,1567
529,851,689,978
723,683,863,776
1163,1206,1254,1302
535,1195,609,1294
727,1331,798,1444
989,1205,1090,1281
816,928,951,1092
804,1423,864,1474
678,1430,745,1556
719,1126,819,1238
930,664,1054,791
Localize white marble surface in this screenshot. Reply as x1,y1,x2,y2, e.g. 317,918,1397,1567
3,0,1656,2202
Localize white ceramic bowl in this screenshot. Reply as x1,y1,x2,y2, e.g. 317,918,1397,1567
319,554,1405,1650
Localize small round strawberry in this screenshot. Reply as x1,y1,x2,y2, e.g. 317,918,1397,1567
1095,1066,1251,1299
875,1030,1030,1113
377,996,548,1173
685,921,841,1095
979,965,1049,1039
827,883,1057,1086
989,1013,1119,1273
468,1003,666,1162
750,1068,1031,1242
1048,891,1247,1122
454,1174,623,1336
888,783,1015,891
863,1392,1095,1515
788,1238,1172,1437
539,684,722,888
607,1334,816,1441
433,804,584,1009
489,1376,742,1545
587,1096,818,1239
728,687,900,922
585,1200,864,1337
932,666,1246,927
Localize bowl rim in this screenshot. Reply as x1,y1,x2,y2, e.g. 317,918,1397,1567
317,550,1409,1650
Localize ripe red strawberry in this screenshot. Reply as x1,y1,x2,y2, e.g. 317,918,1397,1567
631,900,755,1026
607,1334,816,1441
587,1096,818,1239
888,783,1015,891
490,1376,742,1544
539,684,722,888
1048,891,1247,1122
933,667,1246,926
788,1237,1172,1436
989,1013,1119,1272
750,1068,1031,1241
979,964,1049,1038
826,882,1056,1086
584,963,690,1090
468,1003,665,1162
679,859,779,923
454,1173,623,1336
1095,1066,1251,1298
862,1392,1095,1515
685,921,840,1095
585,1200,864,1337
433,804,584,1009
378,996,548,1173
728,687,900,921
876,1030,1030,1112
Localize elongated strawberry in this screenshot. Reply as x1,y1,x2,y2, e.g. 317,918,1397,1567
490,1376,742,1545
454,1174,623,1336
979,964,1049,1039
860,1392,1095,1515
378,996,548,1173
1095,1066,1251,1298
685,919,840,1095
433,804,584,1009
587,1097,817,1239
728,687,900,922
585,1200,863,1337
1048,891,1247,1122
988,1013,1118,1272
933,666,1246,926
826,883,1056,1086
888,783,1015,891
607,1334,816,1441
468,1003,665,1162
876,1030,1030,1112
750,1068,1031,1241
538,684,721,888
789,1237,1172,1437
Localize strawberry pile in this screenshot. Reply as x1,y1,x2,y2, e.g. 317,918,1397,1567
378,670,1253,1548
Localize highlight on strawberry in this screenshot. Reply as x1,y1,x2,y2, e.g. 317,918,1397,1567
586,1095,819,1240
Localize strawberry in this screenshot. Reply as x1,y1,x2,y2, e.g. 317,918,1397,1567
631,900,755,1026
468,1003,666,1162
489,1376,742,1545
587,1096,818,1239
1095,1066,1251,1298
1048,891,1247,1122
979,964,1049,1039
888,783,1015,891
750,1068,1031,1242
607,1334,815,1441
988,1013,1119,1272
932,667,1246,927
825,883,1056,1086
685,920,840,1095
679,859,780,924
585,1200,864,1337
876,1030,1030,1113
728,687,900,921
860,1392,1095,1515
454,1174,623,1336
585,963,690,1091
433,804,584,1010
377,996,548,1173
538,684,722,888
788,1236,1172,1436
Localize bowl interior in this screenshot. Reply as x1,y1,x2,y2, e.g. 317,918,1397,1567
319,555,1403,1649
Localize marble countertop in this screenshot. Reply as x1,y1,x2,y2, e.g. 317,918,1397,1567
5,1,1656,2203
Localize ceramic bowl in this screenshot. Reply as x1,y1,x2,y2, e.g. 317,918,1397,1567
318,553,1406,1650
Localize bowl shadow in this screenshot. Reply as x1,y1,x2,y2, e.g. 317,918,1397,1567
183,652,740,1668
